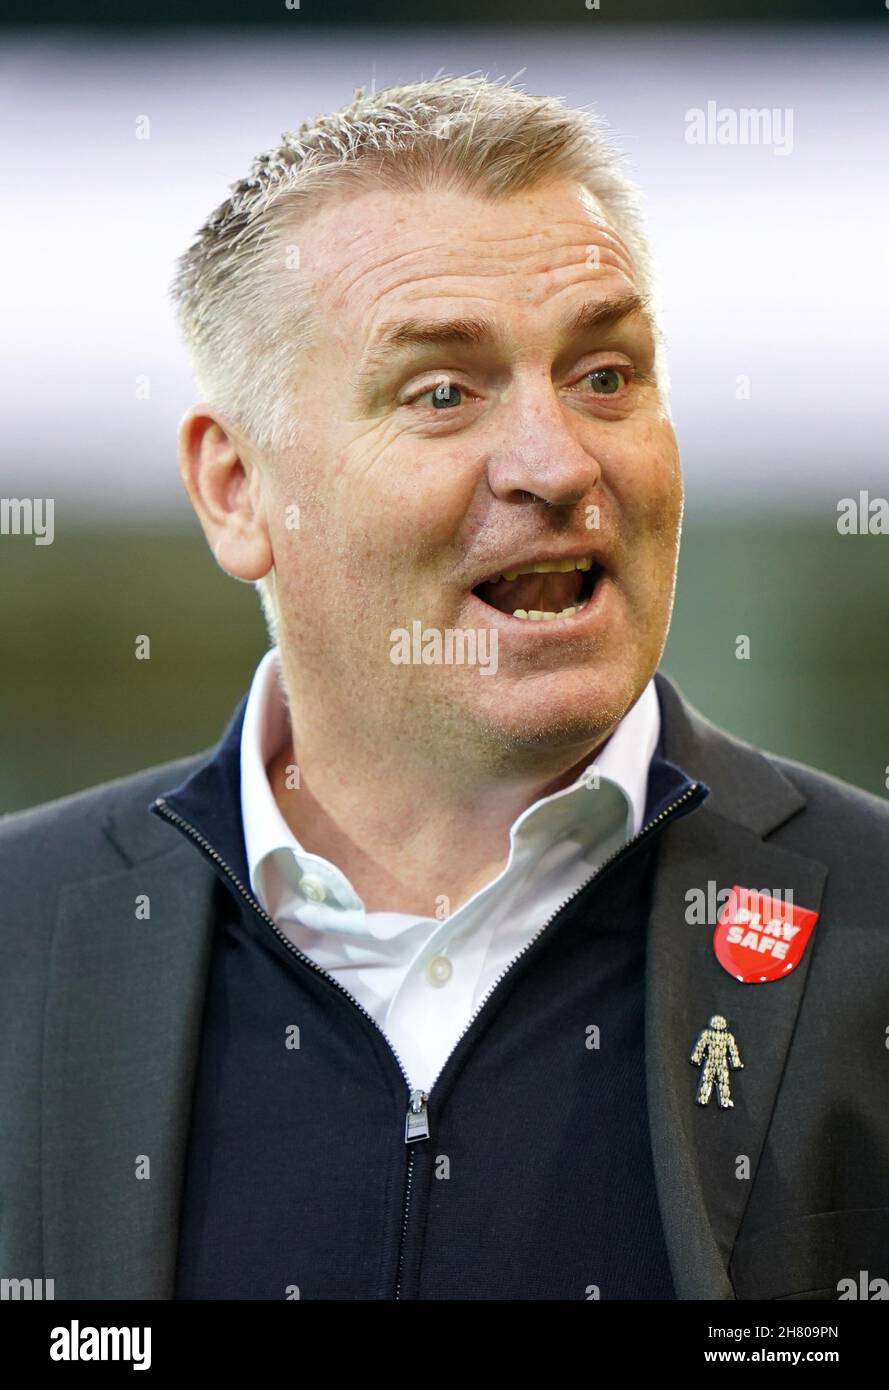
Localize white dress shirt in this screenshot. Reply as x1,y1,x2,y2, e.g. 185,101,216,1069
240,647,661,1092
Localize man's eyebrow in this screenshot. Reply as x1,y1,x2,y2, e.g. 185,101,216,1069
354,318,490,403
565,291,651,337
353,290,651,404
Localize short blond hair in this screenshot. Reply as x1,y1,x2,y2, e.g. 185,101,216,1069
171,73,667,634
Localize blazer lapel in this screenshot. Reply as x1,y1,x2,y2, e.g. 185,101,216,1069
648,673,828,1299
42,834,217,1298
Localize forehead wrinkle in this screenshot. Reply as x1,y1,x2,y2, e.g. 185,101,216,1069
319,208,633,313
335,242,634,349
322,236,459,311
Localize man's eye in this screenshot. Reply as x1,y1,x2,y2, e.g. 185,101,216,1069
410,380,465,409
582,367,627,395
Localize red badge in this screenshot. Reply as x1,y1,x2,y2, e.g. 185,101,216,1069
714,886,819,983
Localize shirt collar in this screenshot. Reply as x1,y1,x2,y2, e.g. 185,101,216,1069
555,675,660,836
240,646,661,914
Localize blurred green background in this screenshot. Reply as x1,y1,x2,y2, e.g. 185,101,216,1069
2,516,887,813
4,14,886,815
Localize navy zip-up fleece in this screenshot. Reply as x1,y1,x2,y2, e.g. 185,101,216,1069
150,690,710,1300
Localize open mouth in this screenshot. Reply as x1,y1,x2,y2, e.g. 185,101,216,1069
472,557,605,622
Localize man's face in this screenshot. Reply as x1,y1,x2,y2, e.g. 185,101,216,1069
262,177,683,767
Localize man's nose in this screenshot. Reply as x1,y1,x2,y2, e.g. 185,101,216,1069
485,382,604,507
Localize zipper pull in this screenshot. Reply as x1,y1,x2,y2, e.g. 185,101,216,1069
404,1089,430,1144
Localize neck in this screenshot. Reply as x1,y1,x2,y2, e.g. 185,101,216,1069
266,714,613,917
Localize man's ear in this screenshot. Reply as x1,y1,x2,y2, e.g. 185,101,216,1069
178,406,273,582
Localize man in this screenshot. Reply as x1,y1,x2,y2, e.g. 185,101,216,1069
2,75,888,1302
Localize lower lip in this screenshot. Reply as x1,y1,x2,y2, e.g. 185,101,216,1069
466,570,613,635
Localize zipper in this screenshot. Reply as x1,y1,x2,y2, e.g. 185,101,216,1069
153,777,704,1299
394,779,704,1297
395,1143,419,1300
394,1090,430,1298
418,779,706,1097
152,797,419,1099
154,794,428,1303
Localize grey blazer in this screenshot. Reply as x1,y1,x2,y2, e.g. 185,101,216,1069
2,671,888,1300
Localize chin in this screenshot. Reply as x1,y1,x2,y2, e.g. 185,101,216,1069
469,668,642,754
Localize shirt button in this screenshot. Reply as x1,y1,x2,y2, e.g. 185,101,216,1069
299,875,327,903
426,955,453,987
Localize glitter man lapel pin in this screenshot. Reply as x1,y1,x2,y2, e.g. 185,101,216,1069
690,1014,744,1108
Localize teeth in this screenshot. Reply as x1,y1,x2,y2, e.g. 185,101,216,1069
499,556,593,582
512,601,585,622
